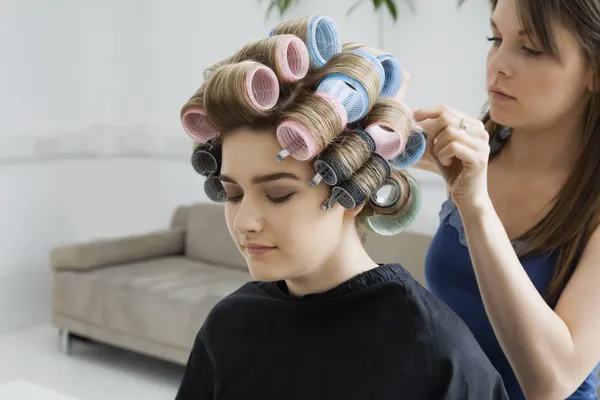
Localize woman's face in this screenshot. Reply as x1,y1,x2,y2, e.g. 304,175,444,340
218,128,350,282
486,0,592,131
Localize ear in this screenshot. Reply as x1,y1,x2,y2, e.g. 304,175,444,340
344,201,367,218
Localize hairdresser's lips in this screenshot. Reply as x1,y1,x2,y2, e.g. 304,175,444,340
489,87,516,102
241,243,278,256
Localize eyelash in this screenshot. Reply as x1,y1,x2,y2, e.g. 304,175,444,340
486,36,543,56
225,193,295,205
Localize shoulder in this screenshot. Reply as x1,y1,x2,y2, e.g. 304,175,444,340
398,269,495,362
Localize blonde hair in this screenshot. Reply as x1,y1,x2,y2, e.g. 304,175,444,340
181,15,422,236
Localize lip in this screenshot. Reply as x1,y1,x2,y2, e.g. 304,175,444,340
241,243,277,256
489,86,516,101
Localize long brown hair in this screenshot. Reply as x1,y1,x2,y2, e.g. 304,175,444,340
486,0,600,304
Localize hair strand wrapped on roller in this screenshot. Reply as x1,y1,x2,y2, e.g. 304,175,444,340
275,91,347,162
309,129,375,187
269,16,342,69
181,84,219,143
181,14,427,237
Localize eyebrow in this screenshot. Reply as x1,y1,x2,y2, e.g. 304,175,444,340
218,172,301,185
490,18,528,36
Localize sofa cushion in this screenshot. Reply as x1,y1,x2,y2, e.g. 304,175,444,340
53,256,251,349
50,229,185,271
185,203,247,270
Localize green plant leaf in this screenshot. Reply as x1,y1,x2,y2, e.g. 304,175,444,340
384,0,398,20
373,0,384,8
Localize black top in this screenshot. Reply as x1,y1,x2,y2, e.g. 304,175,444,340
175,264,508,400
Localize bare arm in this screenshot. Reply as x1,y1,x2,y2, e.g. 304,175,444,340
460,200,600,400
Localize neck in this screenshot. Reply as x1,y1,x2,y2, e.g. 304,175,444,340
285,227,377,297
501,114,585,173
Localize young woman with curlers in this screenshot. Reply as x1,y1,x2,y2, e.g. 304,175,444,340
176,15,508,400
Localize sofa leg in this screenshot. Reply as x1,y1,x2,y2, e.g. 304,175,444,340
59,329,71,355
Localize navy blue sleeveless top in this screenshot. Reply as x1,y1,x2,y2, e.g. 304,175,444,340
425,127,599,398
425,196,599,399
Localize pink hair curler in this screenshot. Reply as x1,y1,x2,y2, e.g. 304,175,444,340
245,64,280,111
365,122,407,160
181,106,219,143
275,119,318,162
315,91,348,126
277,36,310,82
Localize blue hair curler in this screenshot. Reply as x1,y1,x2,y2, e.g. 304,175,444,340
349,49,385,94
390,131,427,170
317,73,369,122
269,27,275,36
307,15,342,67
377,54,403,98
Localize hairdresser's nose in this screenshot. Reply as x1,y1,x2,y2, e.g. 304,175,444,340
487,43,514,79
232,196,264,235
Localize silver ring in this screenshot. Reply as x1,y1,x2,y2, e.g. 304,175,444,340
459,118,467,130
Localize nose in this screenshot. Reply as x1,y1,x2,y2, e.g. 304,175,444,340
487,44,513,79
232,195,264,235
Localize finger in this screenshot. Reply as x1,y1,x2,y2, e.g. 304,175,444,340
413,106,449,122
437,141,486,168
413,104,467,122
433,126,481,156
418,113,462,141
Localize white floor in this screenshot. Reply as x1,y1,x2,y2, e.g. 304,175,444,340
0,325,184,400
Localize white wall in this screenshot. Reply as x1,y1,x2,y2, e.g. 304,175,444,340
0,0,492,333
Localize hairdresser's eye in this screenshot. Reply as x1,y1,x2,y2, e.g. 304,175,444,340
266,193,295,204
486,36,501,46
522,46,544,56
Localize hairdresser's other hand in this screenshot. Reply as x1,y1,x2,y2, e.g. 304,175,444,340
413,105,491,210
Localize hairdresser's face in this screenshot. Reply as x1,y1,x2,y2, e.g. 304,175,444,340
486,0,592,131
219,128,347,282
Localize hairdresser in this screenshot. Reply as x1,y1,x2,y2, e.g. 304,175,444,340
415,0,600,399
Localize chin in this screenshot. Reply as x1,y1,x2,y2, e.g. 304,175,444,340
489,106,516,127
244,252,300,282
246,262,300,282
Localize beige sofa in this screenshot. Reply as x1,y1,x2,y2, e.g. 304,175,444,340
50,203,433,365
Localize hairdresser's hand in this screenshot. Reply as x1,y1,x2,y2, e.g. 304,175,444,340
413,105,491,210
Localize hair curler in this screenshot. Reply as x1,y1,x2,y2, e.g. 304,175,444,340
204,176,226,203
181,107,219,143
348,49,385,94
270,16,342,68
274,92,347,162
245,64,280,110
376,54,403,98
191,140,220,177
329,154,391,210
276,36,310,82
365,122,407,160
366,173,422,235
309,129,375,186
316,74,368,123
390,130,426,170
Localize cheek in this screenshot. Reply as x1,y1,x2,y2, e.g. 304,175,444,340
280,191,344,250
523,67,587,113
224,204,238,240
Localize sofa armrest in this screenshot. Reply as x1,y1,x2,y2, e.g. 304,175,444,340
50,228,185,271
